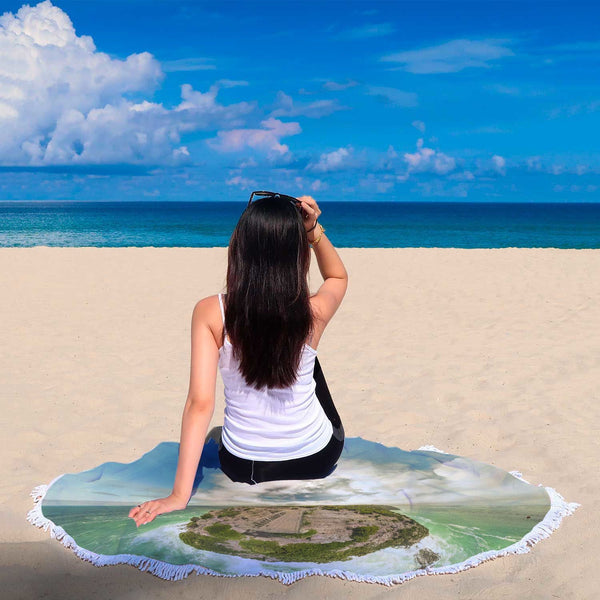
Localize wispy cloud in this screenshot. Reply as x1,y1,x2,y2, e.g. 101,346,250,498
526,156,598,176
448,170,475,181
448,125,511,136
225,173,258,189
485,83,547,97
415,179,470,198
412,120,426,133
365,86,418,107
0,164,155,175
162,57,217,72
546,100,600,119
335,22,395,40
542,39,600,62
380,38,515,74
516,39,600,68
553,183,598,193
488,83,520,95
359,173,395,193
215,79,249,88
355,9,379,16
268,91,350,119
310,178,328,191
322,79,359,91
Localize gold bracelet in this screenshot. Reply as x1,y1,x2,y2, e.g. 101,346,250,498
310,224,325,247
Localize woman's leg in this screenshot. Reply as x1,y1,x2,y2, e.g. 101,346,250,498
218,432,344,485
313,356,344,440
205,425,222,445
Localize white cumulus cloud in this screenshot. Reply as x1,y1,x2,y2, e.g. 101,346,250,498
474,154,507,176
402,138,456,176
491,154,506,175
310,179,328,192
206,117,301,156
308,146,354,173
225,174,258,189
0,1,255,166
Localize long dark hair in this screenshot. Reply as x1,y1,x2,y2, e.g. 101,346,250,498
224,195,314,390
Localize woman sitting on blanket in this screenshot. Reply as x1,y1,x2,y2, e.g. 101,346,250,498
130,192,348,527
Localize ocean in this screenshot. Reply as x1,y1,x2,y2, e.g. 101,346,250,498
41,502,548,574
1,201,599,248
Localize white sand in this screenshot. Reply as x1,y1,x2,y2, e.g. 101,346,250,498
1,247,596,599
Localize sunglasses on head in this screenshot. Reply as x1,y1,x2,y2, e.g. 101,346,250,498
247,190,302,210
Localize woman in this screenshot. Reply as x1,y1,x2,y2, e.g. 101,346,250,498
129,193,348,527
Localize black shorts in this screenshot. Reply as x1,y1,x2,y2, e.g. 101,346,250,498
218,356,345,485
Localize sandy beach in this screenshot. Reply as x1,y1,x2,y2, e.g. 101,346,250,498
1,247,596,599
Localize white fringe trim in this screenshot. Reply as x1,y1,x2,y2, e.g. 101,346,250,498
26,448,580,587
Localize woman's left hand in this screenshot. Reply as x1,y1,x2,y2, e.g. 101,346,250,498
297,195,321,234
128,493,188,527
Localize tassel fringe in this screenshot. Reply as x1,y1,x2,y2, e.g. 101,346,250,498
26,447,580,586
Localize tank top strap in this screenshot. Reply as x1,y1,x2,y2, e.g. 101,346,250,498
218,293,226,327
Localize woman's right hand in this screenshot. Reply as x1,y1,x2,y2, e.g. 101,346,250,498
297,195,322,239
128,493,188,528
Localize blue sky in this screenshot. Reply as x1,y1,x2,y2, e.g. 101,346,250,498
0,0,598,202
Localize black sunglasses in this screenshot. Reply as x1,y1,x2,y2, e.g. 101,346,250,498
247,190,302,210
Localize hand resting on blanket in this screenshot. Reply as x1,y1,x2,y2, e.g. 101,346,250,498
128,493,188,527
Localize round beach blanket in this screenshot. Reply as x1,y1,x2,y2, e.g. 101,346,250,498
27,437,578,586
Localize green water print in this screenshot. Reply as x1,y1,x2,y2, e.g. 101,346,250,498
29,437,576,584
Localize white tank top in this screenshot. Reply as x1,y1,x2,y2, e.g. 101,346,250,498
217,293,333,461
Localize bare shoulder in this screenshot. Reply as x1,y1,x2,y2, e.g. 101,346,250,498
192,295,218,317
191,295,223,343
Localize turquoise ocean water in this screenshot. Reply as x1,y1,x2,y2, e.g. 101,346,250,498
41,502,548,575
1,201,599,248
